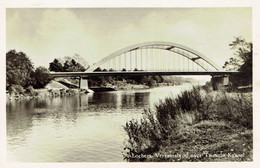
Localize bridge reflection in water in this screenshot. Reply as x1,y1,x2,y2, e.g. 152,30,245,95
77,91,151,111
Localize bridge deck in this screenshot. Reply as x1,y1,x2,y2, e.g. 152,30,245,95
49,71,239,77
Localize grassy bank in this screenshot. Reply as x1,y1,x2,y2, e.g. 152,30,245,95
123,87,252,161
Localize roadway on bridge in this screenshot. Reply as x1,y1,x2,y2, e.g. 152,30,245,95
49,71,239,78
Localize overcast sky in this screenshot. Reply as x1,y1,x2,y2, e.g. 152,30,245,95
6,8,252,68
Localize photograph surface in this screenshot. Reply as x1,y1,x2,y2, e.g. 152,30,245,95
6,8,252,162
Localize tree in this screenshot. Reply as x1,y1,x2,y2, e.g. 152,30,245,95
63,60,71,72
147,78,156,88
223,37,252,71
94,67,102,72
6,50,34,88
72,59,86,72
229,37,252,63
32,66,53,88
153,75,163,83
223,37,252,87
222,57,242,71
49,59,64,72
141,76,150,84
61,54,89,69
49,58,86,72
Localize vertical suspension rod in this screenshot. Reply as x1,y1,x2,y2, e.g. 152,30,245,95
169,52,171,71
119,54,121,71
183,53,184,71
151,47,153,71
130,51,132,71
147,47,148,71
114,56,116,71
188,57,189,71
141,48,143,70
145,47,148,71
135,49,137,70
124,53,126,70
192,59,194,71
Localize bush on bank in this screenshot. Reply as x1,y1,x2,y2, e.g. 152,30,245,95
123,86,252,161
6,50,53,94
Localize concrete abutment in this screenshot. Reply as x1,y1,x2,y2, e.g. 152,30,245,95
211,75,230,91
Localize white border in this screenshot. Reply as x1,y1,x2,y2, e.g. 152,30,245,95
1,0,259,168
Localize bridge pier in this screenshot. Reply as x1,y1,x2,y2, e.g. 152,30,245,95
78,77,94,93
79,77,89,89
211,75,230,91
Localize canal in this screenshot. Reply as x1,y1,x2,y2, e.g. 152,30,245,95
7,84,193,162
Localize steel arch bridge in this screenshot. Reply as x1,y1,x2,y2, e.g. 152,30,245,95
50,41,238,90
87,41,222,72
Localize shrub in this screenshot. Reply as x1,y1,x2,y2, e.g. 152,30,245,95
202,81,213,93
214,92,252,129
123,109,176,161
8,84,25,95
33,66,53,88
147,79,156,88
123,87,252,161
6,50,34,88
25,86,35,96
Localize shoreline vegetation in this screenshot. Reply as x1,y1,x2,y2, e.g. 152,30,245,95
6,79,186,101
123,86,252,162
6,76,195,100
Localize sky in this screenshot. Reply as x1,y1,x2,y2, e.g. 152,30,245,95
6,8,252,69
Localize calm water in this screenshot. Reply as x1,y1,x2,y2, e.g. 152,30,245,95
7,84,192,162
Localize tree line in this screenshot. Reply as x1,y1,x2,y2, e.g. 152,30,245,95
6,51,88,94
49,58,86,72
91,67,165,88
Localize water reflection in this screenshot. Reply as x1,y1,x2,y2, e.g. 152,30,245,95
76,91,151,113
7,85,191,162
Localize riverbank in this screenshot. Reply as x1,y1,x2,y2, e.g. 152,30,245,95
123,87,252,161
115,82,177,90
6,79,181,101
6,88,82,101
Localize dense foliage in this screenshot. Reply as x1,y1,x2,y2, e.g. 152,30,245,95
223,37,252,87
49,58,86,72
91,67,166,88
6,50,52,92
61,54,89,69
88,74,165,88
32,66,53,89
6,50,34,88
49,59,64,72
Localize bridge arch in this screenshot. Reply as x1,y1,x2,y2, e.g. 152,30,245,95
87,41,222,72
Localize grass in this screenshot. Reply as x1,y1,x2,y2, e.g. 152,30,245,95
123,86,252,161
